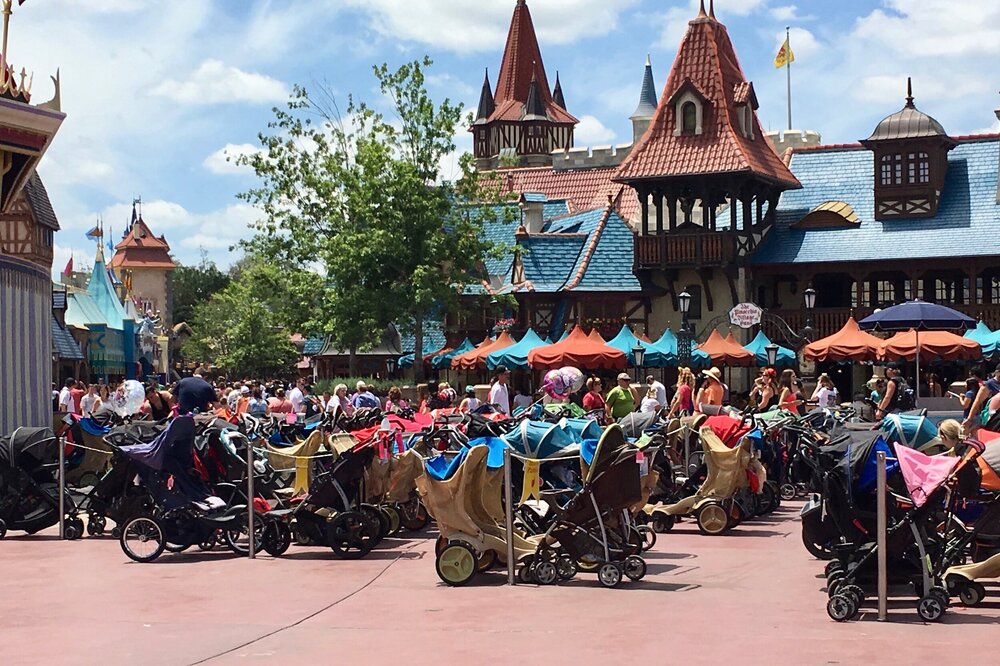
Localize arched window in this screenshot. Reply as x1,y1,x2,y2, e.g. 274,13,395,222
681,102,697,135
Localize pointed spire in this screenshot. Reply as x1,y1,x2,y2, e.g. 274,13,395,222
523,69,546,119
631,55,658,120
709,0,716,19
475,68,495,121
905,76,914,108
496,0,551,106
697,0,707,19
552,71,566,110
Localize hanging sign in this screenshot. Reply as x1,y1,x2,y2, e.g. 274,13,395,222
729,303,763,329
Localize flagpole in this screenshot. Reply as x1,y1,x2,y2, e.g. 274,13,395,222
785,26,792,131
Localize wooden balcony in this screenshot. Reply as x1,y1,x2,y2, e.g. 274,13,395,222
765,305,1000,342
635,233,737,269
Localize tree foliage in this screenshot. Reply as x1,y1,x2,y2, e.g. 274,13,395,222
181,260,299,379
238,57,514,378
171,254,231,325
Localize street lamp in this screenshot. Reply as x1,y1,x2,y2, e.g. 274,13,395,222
632,344,646,371
803,287,817,342
385,356,398,379
765,342,779,367
678,291,692,367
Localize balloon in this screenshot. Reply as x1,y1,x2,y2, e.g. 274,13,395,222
559,366,585,394
110,379,146,416
542,366,583,401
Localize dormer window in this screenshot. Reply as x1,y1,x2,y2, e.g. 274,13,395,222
681,102,697,135
908,152,930,184
880,154,902,186
669,80,708,137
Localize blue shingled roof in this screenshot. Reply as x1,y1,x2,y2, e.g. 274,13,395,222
521,234,586,291
399,319,446,355
572,210,642,292
52,317,84,360
302,336,325,355
754,137,1000,264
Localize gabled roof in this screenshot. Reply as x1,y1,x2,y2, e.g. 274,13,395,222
65,291,106,329
614,11,799,189
498,166,641,221
23,174,59,231
111,218,175,270
52,317,84,360
487,0,576,125
754,136,1000,265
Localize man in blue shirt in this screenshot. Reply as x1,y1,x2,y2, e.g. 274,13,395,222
351,381,380,410
986,364,1000,396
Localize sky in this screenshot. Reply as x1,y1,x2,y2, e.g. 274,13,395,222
12,0,999,278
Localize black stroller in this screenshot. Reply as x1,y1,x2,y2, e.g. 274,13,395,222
0,428,80,539
112,416,287,562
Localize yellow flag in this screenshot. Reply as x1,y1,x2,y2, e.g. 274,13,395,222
774,37,795,68
519,459,541,504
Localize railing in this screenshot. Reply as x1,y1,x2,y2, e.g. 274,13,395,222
634,233,736,269
766,305,1000,341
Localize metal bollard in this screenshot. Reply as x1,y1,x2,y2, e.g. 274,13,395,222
503,447,515,585
247,437,255,560
876,450,887,621
58,430,66,540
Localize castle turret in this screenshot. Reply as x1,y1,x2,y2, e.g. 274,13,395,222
630,55,657,145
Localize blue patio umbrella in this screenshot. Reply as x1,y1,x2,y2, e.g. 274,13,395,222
743,331,796,367
965,321,999,359
430,338,475,370
605,325,654,366
859,299,975,401
486,328,548,370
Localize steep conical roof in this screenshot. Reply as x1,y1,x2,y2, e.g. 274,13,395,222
614,9,799,189
475,69,495,123
487,0,576,125
523,72,547,120
87,251,128,330
630,55,657,121
553,72,566,110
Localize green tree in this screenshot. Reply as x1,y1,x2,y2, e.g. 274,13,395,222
181,261,299,379
171,252,231,325
239,57,514,379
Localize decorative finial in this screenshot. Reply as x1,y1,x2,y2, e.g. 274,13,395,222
697,1,707,18
709,0,716,19
646,53,651,67
905,77,914,108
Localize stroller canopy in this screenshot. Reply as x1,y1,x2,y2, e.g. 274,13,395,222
118,416,197,472
486,328,547,370
502,419,581,460
881,414,939,452
0,427,59,470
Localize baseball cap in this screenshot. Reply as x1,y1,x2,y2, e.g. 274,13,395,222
617,372,631,381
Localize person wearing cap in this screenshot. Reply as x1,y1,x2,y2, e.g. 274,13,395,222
606,373,638,420
352,381,380,410
488,366,511,415
646,374,668,409
459,385,481,413
696,368,724,412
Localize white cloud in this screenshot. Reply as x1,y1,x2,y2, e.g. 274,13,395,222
203,143,262,175
852,0,1000,58
574,115,617,146
770,5,797,22
659,0,773,48
345,0,639,54
774,27,819,60
151,60,289,105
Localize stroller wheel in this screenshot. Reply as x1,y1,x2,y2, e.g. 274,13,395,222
327,511,375,559
517,556,537,584
652,514,675,533
534,560,558,585
0,518,6,540
637,525,657,551
841,584,865,608
779,483,797,501
435,542,477,587
381,505,401,537
476,549,497,573
263,520,292,557
110,526,121,539
958,581,986,607
827,594,857,622
361,504,389,542
164,542,191,553
120,516,165,563
624,555,647,582
199,538,216,551
401,502,430,532
556,555,577,580
696,503,729,536
597,563,622,589
224,517,267,555
87,515,107,536
63,517,84,540
917,592,946,622
726,501,744,528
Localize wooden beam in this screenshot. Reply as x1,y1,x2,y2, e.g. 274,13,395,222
668,195,678,232
655,193,664,235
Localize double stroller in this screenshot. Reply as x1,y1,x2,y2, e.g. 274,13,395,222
0,428,77,539
112,416,288,562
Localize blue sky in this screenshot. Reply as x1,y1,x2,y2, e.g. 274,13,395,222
12,0,999,276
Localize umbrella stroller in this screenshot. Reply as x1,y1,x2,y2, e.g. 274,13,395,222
881,414,943,453
0,428,80,539
529,424,647,588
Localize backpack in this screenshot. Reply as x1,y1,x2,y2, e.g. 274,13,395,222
891,377,916,411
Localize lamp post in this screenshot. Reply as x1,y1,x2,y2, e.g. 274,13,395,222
765,342,779,368
678,291,692,367
632,344,645,374
385,355,398,380
803,287,817,342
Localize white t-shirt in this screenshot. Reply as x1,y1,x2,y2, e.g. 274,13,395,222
288,387,304,412
648,380,668,407
58,387,74,412
513,393,533,411
227,389,241,411
817,386,839,409
80,393,100,417
488,382,510,415
640,397,660,413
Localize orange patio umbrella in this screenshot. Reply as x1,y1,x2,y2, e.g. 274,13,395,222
528,326,627,370
451,332,516,370
878,329,981,362
696,329,754,366
803,317,883,362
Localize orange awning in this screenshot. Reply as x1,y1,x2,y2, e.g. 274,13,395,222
528,326,627,371
452,332,516,370
696,329,754,366
878,329,981,362
804,317,883,362
588,329,606,343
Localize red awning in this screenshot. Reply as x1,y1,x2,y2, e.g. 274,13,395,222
696,330,754,366
804,317,884,362
528,326,627,370
452,332,516,370
879,329,982,362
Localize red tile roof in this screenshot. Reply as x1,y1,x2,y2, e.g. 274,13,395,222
110,219,174,269
615,14,799,189
498,166,641,222
488,0,576,125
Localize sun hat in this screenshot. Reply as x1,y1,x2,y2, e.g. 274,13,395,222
702,367,723,382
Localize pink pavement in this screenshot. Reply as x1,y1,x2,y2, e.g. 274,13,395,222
2,501,997,665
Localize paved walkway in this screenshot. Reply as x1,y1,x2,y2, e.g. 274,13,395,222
2,501,997,665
